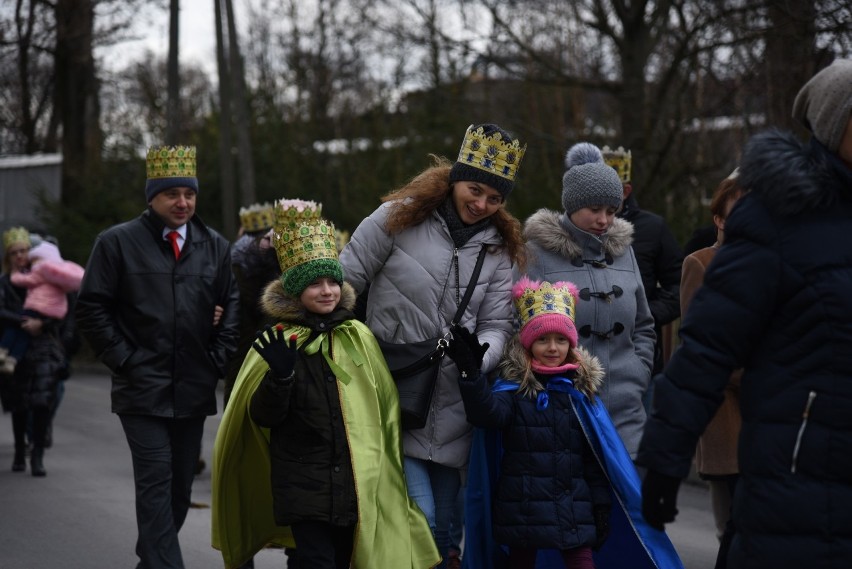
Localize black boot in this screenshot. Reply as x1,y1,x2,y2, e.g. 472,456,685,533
30,447,46,477
12,445,25,472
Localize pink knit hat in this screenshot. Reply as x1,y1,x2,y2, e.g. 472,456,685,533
513,276,579,350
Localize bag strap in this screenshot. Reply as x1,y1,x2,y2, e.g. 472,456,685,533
450,245,488,327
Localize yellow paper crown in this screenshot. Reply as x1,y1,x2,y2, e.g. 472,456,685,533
3,227,30,249
601,145,631,183
239,202,275,233
456,125,526,182
146,146,197,180
513,278,577,330
271,199,338,273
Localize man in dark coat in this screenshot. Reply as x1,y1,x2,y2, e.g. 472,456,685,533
76,145,239,569
637,59,852,569
605,146,683,376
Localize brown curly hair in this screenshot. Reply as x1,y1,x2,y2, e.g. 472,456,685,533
381,156,526,268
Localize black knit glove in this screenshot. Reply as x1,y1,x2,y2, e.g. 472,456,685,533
641,470,682,530
253,324,298,381
446,324,489,380
592,505,611,550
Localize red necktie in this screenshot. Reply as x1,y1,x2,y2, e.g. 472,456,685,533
167,230,181,260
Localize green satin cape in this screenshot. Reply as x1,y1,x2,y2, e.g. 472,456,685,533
211,319,440,568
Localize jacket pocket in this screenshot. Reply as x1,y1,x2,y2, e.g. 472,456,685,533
791,390,817,474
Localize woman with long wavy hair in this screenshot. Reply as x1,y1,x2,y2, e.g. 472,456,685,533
340,123,526,567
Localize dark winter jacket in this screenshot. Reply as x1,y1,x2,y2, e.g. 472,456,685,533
637,131,852,569
0,273,65,411
458,338,611,550
249,281,359,527
76,209,240,417
617,195,683,373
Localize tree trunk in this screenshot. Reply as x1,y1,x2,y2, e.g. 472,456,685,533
225,0,256,205
215,0,237,238
54,0,102,205
166,0,181,143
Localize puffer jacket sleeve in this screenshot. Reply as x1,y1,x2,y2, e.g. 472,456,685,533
473,251,513,374
76,231,134,373
458,373,513,429
637,194,781,477
339,203,394,295
628,249,656,376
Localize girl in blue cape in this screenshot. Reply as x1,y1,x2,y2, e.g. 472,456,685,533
446,276,683,569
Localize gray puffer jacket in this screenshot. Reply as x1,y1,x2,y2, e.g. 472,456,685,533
523,209,655,457
339,201,513,468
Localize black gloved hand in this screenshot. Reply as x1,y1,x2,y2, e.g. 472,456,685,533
446,324,489,380
641,470,682,530
253,324,298,380
592,505,611,550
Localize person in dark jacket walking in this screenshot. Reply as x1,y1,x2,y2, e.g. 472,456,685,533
75,145,240,569
0,227,70,477
211,199,438,569
603,146,682,377
638,59,852,569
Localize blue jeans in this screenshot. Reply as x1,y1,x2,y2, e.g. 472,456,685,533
404,456,461,569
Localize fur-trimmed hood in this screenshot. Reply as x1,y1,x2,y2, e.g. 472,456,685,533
497,336,604,398
260,278,357,323
523,208,634,260
739,129,852,216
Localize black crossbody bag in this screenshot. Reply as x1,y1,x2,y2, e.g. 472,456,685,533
377,246,487,430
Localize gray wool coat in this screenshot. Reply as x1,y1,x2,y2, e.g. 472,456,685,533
339,201,514,468
522,209,655,457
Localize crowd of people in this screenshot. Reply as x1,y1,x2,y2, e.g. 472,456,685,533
2,59,850,569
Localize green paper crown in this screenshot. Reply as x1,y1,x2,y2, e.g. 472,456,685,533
146,146,197,180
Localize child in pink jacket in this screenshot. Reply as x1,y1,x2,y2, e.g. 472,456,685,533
0,241,84,374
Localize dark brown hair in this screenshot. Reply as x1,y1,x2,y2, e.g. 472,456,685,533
710,176,745,220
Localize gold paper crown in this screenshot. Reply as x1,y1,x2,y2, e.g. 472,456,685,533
601,145,631,184
514,280,577,330
271,199,338,273
146,146,197,180
3,227,30,249
456,125,526,182
239,202,275,233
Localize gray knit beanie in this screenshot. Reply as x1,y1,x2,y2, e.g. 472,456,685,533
792,59,852,153
561,142,624,214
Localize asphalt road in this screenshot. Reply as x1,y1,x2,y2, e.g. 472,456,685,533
0,367,718,568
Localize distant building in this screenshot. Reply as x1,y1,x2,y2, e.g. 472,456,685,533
0,154,62,234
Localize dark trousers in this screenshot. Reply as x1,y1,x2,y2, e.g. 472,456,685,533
290,521,355,569
508,546,595,569
119,414,205,569
715,475,739,569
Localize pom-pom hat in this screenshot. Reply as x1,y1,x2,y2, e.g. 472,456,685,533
513,276,580,350
449,123,526,198
271,199,344,297
561,142,624,214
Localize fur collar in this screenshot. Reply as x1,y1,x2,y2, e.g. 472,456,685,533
260,278,357,323
740,129,852,216
497,336,604,399
523,208,634,259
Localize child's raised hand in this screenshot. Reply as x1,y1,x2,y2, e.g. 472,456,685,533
253,324,298,381
446,324,489,380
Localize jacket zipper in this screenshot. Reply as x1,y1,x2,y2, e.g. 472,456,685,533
428,247,459,461
791,390,816,474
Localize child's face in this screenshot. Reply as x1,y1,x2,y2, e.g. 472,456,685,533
530,333,572,367
300,277,341,314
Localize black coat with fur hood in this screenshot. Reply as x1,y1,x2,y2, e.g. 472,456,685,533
249,280,359,527
638,130,852,569
458,337,611,550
